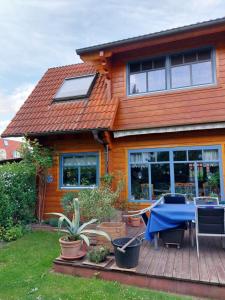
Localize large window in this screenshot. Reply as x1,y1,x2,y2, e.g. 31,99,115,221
128,48,215,95
129,146,223,201
60,153,99,188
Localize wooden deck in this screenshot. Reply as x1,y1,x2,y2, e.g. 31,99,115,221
53,225,225,299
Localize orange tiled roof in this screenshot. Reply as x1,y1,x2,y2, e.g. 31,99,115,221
2,63,119,137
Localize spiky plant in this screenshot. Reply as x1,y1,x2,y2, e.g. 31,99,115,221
47,198,111,246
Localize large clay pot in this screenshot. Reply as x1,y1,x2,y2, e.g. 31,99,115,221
59,237,82,259
96,222,126,252
130,216,141,227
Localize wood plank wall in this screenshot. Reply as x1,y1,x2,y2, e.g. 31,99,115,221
111,32,225,131
41,31,225,214
41,129,225,214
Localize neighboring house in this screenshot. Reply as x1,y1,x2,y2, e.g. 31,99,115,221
0,138,21,161
2,17,225,215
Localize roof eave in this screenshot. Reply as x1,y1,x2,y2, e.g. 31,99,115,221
1,127,111,138
76,17,225,56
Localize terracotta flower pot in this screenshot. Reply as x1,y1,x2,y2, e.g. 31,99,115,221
130,217,141,227
59,237,82,259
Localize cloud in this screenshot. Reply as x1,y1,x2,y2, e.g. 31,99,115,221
0,0,225,135
0,83,35,134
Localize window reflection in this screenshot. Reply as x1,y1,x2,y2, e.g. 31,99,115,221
129,148,221,201
171,65,191,88
130,73,146,94
197,163,220,197
131,165,149,200
151,164,170,199
148,69,166,91
174,163,196,199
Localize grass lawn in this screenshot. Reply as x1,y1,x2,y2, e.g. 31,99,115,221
0,231,194,300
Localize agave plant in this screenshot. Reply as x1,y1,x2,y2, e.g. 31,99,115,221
47,198,111,246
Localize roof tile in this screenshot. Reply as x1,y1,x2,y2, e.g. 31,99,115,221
2,63,119,137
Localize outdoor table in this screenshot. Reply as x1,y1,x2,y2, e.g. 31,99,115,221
145,203,195,249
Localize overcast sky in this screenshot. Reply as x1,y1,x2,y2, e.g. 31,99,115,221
0,0,225,136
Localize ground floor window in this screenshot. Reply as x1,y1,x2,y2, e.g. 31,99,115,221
60,152,99,188
129,146,223,201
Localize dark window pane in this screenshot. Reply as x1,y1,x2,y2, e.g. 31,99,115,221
130,73,147,94
153,57,165,69
184,52,197,63
80,166,97,186
197,163,220,198
171,54,183,66
171,65,191,88
197,49,211,61
130,62,141,73
55,75,96,100
151,164,170,198
142,60,152,71
192,61,213,85
174,163,196,198
148,69,166,91
173,151,187,161
188,150,202,161
131,165,149,200
157,151,169,162
63,167,78,186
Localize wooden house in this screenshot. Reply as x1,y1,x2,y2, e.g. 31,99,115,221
3,17,225,215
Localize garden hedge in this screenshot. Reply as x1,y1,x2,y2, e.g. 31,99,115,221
0,162,36,227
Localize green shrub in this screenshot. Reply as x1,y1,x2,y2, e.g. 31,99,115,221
0,162,36,227
61,192,78,215
78,174,124,222
3,225,23,242
87,246,110,263
48,218,59,227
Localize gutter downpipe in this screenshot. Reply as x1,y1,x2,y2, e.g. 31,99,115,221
92,130,109,174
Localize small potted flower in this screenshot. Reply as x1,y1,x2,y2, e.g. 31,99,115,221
87,246,110,264
47,198,111,259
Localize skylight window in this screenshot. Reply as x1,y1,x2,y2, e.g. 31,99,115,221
54,74,96,101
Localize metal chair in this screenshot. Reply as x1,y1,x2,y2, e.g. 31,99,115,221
123,197,163,226
194,196,219,206
195,206,225,257
163,193,187,204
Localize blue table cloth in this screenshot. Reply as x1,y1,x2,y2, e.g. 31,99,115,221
145,203,195,241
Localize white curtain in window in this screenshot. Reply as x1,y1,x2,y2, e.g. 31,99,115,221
64,155,96,167
203,150,218,161
130,153,142,164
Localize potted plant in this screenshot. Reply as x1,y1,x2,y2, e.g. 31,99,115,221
78,173,126,251
87,246,110,264
47,198,110,259
129,216,141,227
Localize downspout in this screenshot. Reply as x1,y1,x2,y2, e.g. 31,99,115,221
92,130,109,174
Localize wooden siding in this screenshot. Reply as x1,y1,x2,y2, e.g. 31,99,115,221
111,32,225,131
111,129,225,210
41,132,104,214
41,129,225,214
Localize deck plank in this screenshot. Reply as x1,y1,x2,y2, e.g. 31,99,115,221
90,225,225,287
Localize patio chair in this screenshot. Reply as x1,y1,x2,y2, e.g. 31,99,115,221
160,193,188,247
123,197,163,226
195,206,225,257
163,193,187,204
194,196,219,206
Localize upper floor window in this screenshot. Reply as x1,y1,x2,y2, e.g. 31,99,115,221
128,48,215,95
